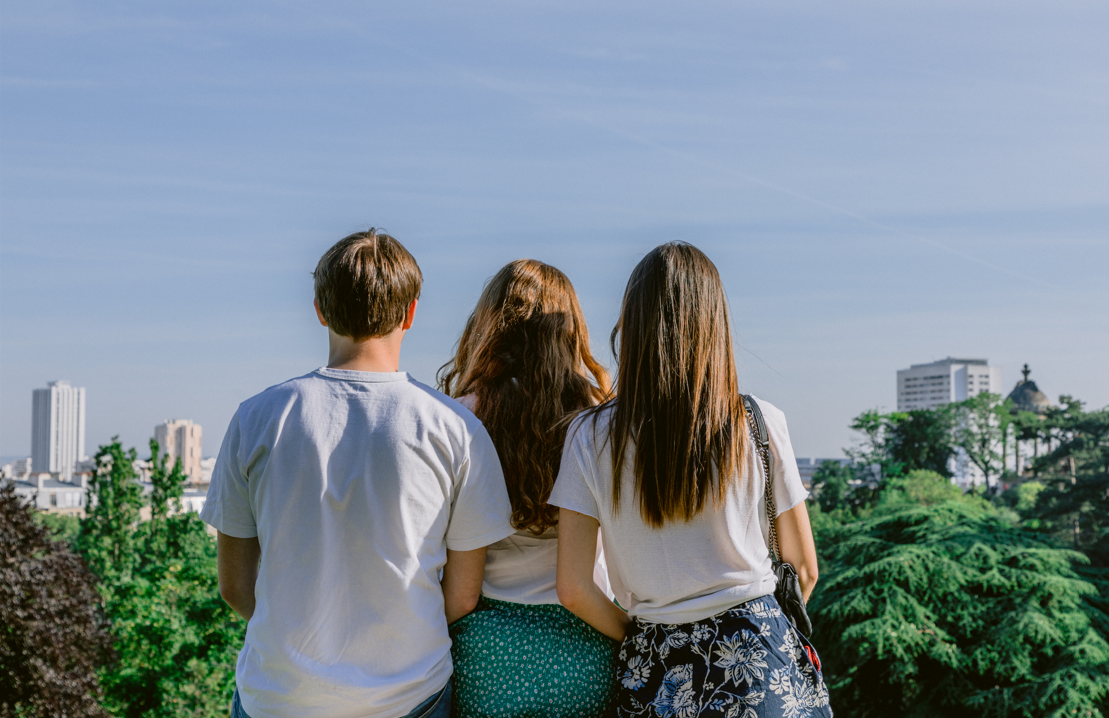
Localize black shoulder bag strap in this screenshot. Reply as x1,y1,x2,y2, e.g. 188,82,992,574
743,395,813,637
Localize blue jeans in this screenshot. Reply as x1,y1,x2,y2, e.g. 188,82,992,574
231,680,452,718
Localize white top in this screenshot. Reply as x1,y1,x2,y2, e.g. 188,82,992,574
200,368,515,718
456,394,612,605
548,395,809,625
481,525,613,605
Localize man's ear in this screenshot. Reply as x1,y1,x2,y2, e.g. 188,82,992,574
401,299,418,331
314,299,328,327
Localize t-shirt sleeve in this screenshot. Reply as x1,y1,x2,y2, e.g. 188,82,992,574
548,417,601,520
199,409,258,538
756,397,810,516
445,425,515,552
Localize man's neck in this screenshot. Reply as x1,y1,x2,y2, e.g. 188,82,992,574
326,328,404,373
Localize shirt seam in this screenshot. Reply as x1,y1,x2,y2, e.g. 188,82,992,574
446,522,516,552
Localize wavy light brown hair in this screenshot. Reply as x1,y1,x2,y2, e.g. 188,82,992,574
602,241,746,528
439,260,610,534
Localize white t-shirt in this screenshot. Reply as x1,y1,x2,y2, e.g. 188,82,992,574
200,368,515,718
548,395,809,625
481,526,613,605
455,394,612,605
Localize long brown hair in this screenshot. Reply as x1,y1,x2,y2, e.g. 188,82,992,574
439,260,610,534
604,242,746,528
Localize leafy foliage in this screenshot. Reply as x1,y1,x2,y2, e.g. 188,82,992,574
71,439,244,718
812,460,864,515
809,472,1109,718
1,484,114,718
841,407,956,485
1029,400,1109,562
886,409,957,479
35,511,82,548
952,393,1011,487
78,440,144,582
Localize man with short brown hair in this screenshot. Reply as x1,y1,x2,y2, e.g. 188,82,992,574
202,229,514,718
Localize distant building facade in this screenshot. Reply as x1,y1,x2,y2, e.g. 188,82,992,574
2,474,88,516
5,458,33,478
794,458,852,490
154,420,203,483
896,358,1003,412
200,456,216,484
31,380,87,480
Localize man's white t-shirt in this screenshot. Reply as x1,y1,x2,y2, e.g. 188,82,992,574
548,395,809,625
200,368,515,718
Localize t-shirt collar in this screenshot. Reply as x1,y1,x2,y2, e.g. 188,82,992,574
315,367,411,383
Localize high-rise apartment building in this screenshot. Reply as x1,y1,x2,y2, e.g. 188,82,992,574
896,358,1003,412
154,419,203,483
31,380,87,481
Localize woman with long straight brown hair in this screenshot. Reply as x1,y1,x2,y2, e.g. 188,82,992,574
438,259,617,718
550,242,830,718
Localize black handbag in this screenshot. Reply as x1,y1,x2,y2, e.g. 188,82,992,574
743,395,813,637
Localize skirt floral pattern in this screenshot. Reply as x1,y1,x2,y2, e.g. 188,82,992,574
615,594,832,718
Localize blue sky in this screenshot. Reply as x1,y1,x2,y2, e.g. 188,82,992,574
2,0,1107,461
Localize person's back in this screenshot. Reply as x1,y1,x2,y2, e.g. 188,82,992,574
437,259,617,718
202,230,514,718
550,242,832,718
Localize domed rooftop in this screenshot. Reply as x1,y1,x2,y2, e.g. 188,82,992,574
1007,364,1051,414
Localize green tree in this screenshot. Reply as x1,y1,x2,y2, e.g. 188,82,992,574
875,469,980,511
77,440,144,582
885,409,956,478
35,511,82,548
74,439,243,718
812,460,856,514
846,410,902,479
952,393,1010,489
846,406,957,482
809,486,1109,718
1031,400,1109,560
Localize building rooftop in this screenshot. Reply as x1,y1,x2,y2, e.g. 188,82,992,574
3,477,85,491
909,357,988,369
1007,364,1051,414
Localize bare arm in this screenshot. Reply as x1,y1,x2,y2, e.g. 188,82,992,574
775,501,819,602
442,547,487,625
556,509,631,642
217,531,261,621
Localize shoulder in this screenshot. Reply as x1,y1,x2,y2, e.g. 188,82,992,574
747,394,792,435
402,378,487,438
566,402,615,450
236,371,321,417
748,394,788,423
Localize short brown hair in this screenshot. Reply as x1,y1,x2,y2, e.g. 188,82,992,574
313,229,423,339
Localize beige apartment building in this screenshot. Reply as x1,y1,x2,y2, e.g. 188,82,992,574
154,419,203,483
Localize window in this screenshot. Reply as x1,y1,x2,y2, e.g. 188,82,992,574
50,493,57,507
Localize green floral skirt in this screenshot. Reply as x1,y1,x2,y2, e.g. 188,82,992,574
449,596,617,718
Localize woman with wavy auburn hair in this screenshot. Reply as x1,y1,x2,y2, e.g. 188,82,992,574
549,243,831,718
438,259,617,718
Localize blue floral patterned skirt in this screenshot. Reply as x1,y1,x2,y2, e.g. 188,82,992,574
615,594,832,717
449,596,617,718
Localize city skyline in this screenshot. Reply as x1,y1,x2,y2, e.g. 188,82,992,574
2,1,1107,459
0,353,1092,464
